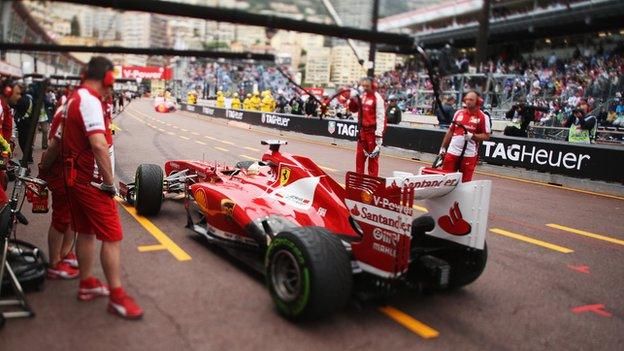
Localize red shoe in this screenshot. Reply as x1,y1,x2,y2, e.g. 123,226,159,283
47,262,79,280
77,277,110,301
62,252,79,268
108,287,144,320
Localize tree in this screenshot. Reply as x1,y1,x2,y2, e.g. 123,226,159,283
70,15,81,36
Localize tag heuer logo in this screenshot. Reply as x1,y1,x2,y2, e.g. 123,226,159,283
328,121,336,135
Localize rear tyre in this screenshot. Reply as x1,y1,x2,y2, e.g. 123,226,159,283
134,164,163,216
440,242,488,289
266,227,352,320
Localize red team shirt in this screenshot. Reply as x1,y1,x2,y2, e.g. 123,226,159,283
447,109,491,157
58,86,113,183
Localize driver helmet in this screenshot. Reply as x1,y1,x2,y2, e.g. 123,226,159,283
246,162,261,176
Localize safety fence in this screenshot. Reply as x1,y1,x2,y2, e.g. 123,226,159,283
181,103,623,184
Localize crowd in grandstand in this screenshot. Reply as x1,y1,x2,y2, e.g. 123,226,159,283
180,42,624,140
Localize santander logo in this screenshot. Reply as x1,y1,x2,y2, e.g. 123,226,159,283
438,202,472,236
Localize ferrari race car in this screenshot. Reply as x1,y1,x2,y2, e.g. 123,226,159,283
154,96,176,113
120,140,491,320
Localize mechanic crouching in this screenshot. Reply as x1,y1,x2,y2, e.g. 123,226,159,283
45,57,143,319
437,91,491,183
348,77,386,176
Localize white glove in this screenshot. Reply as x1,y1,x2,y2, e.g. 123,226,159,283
375,136,383,146
368,145,380,158
439,147,447,155
350,88,359,98
91,182,117,197
464,132,474,141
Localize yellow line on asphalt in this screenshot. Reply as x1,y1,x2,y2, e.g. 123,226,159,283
179,135,190,140
117,199,191,261
195,140,207,145
158,128,165,132
490,228,573,253
214,146,229,152
191,132,200,136
378,306,439,339
181,128,189,132
172,125,179,129
546,223,624,246
239,154,257,161
138,244,167,252
243,146,260,152
218,139,235,145
205,135,216,140
167,131,175,136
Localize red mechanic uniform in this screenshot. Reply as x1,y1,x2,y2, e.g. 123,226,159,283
45,105,71,232
60,86,121,241
442,108,491,182
0,100,14,203
348,91,386,176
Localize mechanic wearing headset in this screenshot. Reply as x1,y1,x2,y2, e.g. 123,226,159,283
55,56,143,319
348,77,386,177
0,79,19,204
438,91,491,182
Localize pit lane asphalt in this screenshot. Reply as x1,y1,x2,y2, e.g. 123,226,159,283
1,98,622,351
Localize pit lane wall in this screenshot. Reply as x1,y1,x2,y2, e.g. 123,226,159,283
181,104,623,184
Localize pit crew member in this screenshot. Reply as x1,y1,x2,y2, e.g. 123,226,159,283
438,91,491,182
348,77,386,177
0,79,19,203
61,56,143,319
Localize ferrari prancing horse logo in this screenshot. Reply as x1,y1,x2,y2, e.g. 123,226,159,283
280,167,291,186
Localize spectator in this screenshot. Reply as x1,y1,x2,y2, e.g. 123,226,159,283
504,102,550,137
386,95,402,124
304,96,319,117
289,94,304,115
436,96,456,128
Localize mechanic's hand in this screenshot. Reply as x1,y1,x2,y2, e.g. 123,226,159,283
91,182,117,197
464,132,474,141
350,89,359,98
375,136,383,147
368,145,381,158
439,147,447,156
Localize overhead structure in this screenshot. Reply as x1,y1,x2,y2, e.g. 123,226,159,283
0,43,275,61
54,0,415,48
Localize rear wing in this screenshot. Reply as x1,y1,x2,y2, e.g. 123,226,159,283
344,171,491,279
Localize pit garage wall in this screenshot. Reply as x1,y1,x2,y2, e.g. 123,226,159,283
181,104,624,184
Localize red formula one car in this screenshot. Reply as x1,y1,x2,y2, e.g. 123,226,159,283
120,140,491,320
154,97,176,113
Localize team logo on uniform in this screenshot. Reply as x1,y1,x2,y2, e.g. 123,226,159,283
328,121,336,135
280,167,291,186
220,199,236,217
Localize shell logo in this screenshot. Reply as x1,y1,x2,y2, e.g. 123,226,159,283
361,190,373,204
194,188,209,212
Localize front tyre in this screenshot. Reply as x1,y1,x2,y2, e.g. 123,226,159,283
266,227,352,320
134,164,164,216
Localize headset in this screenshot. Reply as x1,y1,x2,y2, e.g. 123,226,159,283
463,90,483,107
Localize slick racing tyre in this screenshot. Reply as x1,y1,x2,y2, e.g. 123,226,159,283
134,164,164,216
266,227,352,320
447,241,488,289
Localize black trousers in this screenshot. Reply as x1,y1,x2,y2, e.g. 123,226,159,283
16,119,33,161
